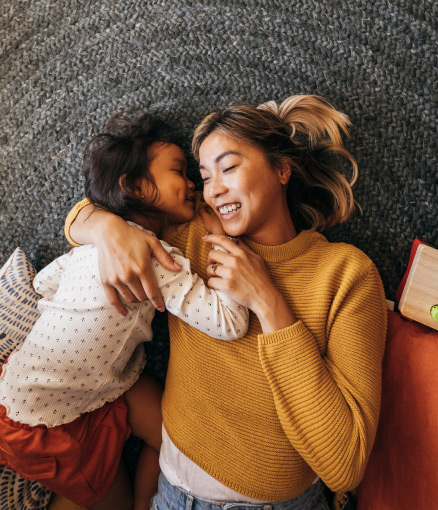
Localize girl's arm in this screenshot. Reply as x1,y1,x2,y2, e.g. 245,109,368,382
152,242,249,340
203,234,387,492
33,252,72,298
65,200,182,315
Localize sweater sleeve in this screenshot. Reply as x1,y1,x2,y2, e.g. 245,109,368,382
257,265,387,492
153,242,249,340
64,198,91,246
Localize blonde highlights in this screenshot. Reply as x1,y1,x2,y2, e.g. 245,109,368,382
192,95,358,231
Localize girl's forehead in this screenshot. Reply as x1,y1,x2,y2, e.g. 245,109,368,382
151,142,186,163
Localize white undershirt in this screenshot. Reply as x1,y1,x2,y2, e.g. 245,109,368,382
160,426,320,502
159,425,271,503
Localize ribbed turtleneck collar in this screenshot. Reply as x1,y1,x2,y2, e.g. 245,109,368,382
243,230,327,263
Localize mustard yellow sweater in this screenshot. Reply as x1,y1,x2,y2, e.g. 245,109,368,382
66,199,387,501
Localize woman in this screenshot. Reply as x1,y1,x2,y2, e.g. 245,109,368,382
66,95,387,509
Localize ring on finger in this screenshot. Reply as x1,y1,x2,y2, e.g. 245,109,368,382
211,263,217,276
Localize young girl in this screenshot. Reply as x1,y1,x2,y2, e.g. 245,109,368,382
0,112,248,510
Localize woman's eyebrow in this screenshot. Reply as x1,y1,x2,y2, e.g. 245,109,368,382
199,150,240,169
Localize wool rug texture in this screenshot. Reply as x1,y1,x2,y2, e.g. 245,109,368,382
0,0,437,491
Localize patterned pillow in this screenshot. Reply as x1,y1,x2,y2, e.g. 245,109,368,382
0,466,52,510
0,248,41,364
0,249,52,509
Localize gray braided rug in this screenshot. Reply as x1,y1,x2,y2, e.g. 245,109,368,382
1,0,437,365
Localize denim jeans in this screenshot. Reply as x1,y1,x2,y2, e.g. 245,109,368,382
151,474,330,510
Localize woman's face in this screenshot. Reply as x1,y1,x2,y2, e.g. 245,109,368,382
199,132,292,243
143,143,196,224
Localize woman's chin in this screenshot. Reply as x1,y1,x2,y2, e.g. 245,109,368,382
223,225,244,237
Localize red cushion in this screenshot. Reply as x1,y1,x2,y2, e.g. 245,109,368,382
357,310,438,509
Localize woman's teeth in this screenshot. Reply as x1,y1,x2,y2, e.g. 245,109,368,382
218,203,241,214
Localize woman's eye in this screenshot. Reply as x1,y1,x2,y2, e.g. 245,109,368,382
201,176,210,183
223,165,237,173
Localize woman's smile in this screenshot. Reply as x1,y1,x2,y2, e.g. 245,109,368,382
216,202,242,219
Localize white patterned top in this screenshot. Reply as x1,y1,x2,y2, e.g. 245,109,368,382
0,225,248,427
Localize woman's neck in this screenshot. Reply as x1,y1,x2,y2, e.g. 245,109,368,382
244,203,297,246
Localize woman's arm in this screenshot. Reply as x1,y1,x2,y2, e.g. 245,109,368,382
66,201,182,315
256,267,387,491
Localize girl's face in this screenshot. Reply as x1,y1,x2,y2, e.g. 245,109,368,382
142,143,196,224
199,132,293,244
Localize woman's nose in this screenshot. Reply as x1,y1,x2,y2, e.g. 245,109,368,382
206,175,227,198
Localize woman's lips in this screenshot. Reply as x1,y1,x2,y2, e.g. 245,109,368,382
217,202,241,218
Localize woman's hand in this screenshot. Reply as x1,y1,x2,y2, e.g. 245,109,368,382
203,235,297,333
70,204,182,315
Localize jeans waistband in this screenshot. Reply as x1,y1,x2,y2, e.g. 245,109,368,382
155,473,325,510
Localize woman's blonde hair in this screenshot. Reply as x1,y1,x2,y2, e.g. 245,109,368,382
192,95,358,231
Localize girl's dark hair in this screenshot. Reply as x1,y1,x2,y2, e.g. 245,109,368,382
83,110,181,221
192,95,358,232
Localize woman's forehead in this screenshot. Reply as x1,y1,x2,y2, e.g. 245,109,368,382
199,132,267,166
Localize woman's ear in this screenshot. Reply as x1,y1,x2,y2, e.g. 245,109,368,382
277,161,292,187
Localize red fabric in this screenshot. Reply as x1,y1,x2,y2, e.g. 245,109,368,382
0,396,131,507
357,310,438,510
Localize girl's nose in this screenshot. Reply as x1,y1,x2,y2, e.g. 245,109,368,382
187,177,195,190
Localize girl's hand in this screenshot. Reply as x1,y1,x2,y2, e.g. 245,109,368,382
203,235,297,333
199,206,226,235
71,204,181,315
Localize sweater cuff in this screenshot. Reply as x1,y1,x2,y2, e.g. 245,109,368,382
64,198,91,246
258,320,309,345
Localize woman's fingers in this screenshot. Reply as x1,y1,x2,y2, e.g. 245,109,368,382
150,237,182,272
202,234,241,254
207,249,232,266
99,232,181,313
138,264,166,312
103,285,128,316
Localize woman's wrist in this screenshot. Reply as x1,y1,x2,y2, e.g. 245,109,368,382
89,209,124,246
252,288,297,334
